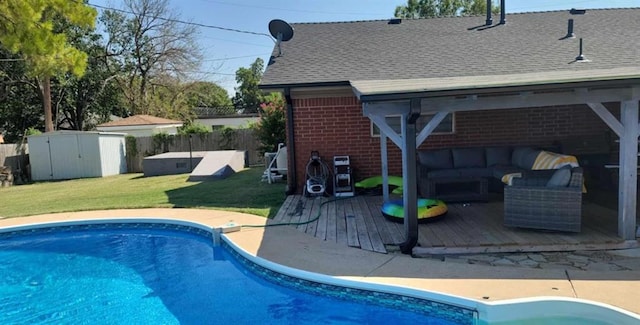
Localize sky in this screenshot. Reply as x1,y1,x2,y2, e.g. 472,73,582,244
90,0,640,96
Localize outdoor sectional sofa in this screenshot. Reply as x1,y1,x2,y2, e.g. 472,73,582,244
417,146,584,232
417,146,543,201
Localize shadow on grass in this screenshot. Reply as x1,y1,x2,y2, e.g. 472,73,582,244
165,168,287,218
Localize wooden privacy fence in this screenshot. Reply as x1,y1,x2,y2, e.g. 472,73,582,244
126,129,262,173
0,143,29,182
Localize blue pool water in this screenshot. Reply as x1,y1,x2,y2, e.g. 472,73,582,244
0,224,471,324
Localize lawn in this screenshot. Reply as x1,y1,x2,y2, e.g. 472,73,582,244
0,168,287,218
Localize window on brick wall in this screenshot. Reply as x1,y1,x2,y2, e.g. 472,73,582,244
371,113,455,137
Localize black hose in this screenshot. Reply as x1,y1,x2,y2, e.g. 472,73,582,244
242,196,352,228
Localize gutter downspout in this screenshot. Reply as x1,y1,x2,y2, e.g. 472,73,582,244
399,98,420,254
485,0,493,26
284,88,297,195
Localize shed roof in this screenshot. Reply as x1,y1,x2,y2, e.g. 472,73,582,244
97,115,183,127
260,9,640,90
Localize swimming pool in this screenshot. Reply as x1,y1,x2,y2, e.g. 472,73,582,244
0,222,473,324
1,220,638,324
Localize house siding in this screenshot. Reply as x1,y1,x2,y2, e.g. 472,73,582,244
290,96,616,194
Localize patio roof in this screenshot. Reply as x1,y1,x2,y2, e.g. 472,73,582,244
351,67,640,102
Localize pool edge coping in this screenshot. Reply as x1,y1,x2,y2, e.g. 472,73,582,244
1,212,639,324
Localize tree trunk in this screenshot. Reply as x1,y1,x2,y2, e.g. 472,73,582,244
41,75,54,132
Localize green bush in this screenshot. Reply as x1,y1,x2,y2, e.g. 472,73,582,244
253,93,285,154
125,135,138,157
218,127,236,150
25,127,41,136
178,122,211,136
152,132,174,153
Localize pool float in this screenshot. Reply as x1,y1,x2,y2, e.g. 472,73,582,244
355,175,404,194
381,198,447,223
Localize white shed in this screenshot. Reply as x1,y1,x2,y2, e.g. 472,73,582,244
28,131,127,181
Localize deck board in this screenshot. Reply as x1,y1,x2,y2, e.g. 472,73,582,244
273,194,634,255
304,197,323,236
350,197,374,251
285,195,303,224
323,198,336,242
296,196,315,232
366,197,393,244
357,196,387,253
272,195,295,222
343,199,360,248
334,199,348,246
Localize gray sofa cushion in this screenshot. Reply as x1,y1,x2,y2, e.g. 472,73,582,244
485,147,511,167
511,147,540,169
546,166,571,187
418,149,452,169
452,147,485,168
428,168,491,179
457,168,492,178
427,169,461,178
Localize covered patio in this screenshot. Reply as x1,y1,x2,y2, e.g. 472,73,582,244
272,194,637,255
351,68,640,254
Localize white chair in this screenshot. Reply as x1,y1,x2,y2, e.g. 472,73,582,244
263,143,287,184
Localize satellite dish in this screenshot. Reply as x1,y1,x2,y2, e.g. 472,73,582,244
268,19,294,56
269,19,294,41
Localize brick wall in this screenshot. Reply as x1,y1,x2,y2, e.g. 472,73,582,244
290,96,616,193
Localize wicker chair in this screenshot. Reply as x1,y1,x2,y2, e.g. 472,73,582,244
504,167,583,232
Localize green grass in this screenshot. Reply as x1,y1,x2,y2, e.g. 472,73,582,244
0,168,287,218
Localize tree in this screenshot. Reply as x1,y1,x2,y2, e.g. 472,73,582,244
54,20,123,131
184,81,232,109
101,0,201,118
0,0,97,132
0,47,43,142
233,58,265,114
395,0,498,18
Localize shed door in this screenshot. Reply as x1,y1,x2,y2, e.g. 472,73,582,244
28,136,53,181
49,134,81,180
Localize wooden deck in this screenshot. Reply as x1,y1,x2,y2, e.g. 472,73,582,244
272,194,639,255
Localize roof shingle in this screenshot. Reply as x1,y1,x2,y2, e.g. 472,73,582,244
261,9,640,88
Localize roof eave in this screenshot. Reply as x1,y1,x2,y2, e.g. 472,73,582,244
259,81,351,92
353,76,640,102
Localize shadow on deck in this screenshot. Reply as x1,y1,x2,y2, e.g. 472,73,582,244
271,194,639,255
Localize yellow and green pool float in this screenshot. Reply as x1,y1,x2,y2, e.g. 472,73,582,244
355,175,404,194
381,198,447,223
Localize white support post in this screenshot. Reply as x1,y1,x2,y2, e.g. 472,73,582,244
364,101,410,201
368,114,402,148
618,100,639,240
380,133,390,201
364,101,408,148
416,111,450,147
587,102,623,137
